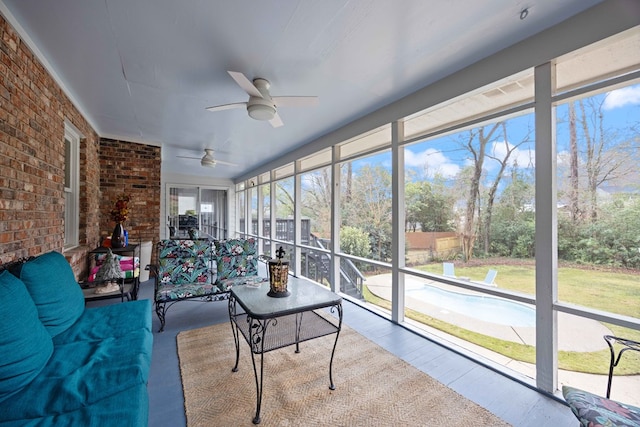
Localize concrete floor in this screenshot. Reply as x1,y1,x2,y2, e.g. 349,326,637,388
87,275,635,425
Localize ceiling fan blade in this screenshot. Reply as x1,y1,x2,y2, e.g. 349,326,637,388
215,159,239,167
228,71,263,98
269,112,284,128
205,102,246,112
272,96,319,107
176,155,201,160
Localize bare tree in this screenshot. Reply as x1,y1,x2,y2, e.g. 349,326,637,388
300,168,332,236
568,102,580,222
342,164,392,261
457,117,534,260
460,123,500,261
576,97,636,221
483,122,531,254
344,162,353,202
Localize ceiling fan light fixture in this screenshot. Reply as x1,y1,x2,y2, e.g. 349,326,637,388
201,157,217,167
201,149,217,167
247,103,276,121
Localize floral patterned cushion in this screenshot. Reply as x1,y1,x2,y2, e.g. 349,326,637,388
562,386,640,427
215,275,268,292
214,238,267,290
155,282,220,302
156,239,216,301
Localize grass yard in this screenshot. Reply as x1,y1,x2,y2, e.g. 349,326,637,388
364,259,640,375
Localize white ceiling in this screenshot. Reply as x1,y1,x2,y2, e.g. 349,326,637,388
0,0,603,180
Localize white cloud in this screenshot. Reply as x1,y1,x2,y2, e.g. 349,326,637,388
603,85,640,110
556,150,570,166
489,140,535,169
438,162,462,177
405,148,460,177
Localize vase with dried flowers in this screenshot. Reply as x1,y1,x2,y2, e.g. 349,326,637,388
110,194,130,248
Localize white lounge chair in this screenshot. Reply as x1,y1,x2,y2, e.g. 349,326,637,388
483,269,498,286
443,262,456,277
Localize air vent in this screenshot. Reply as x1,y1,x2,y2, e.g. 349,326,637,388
482,76,534,98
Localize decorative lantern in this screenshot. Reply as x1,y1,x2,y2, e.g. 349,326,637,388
267,246,290,297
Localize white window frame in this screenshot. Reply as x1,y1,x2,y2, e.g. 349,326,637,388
63,122,80,249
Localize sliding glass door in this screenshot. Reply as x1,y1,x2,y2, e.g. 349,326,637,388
167,186,227,239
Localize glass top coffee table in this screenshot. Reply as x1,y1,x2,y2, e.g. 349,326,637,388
228,278,343,424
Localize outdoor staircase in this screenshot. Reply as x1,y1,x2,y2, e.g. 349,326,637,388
305,235,364,300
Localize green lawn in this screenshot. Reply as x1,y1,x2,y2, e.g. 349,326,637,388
363,260,640,375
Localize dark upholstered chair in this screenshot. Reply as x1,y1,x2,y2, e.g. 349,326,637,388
563,335,640,426
562,386,640,427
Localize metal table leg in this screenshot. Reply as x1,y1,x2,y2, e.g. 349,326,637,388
248,317,271,424
328,303,343,390
229,296,241,373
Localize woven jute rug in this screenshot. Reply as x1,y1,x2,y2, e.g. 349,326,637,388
177,319,511,426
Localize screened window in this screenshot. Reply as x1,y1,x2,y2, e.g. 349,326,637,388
63,123,80,249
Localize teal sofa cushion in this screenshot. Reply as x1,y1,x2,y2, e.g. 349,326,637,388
18,251,85,337
53,300,152,344
0,383,149,427
0,271,53,403
0,330,153,420
0,255,152,427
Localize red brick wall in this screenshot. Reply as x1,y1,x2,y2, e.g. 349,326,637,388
0,14,161,279
0,14,99,268
99,138,161,250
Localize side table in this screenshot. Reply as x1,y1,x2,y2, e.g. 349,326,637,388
86,244,141,301
228,278,342,424
80,278,133,303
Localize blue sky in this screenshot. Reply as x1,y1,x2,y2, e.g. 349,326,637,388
397,83,640,188
306,83,639,196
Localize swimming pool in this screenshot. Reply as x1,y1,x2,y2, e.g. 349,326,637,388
406,284,535,327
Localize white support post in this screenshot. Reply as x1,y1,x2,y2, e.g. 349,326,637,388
270,172,277,257
244,185,250,238
256,182,263,244
391,120,405,324
294,164,302,276
535,62,558,393
330,146,341,293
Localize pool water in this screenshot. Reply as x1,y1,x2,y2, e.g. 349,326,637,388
406,284,535,327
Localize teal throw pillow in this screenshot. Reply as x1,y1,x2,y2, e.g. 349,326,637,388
19,251,85,337
0,271,53,403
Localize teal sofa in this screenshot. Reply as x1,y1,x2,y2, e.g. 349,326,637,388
0,251,153,427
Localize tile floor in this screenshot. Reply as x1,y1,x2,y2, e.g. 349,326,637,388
88,279,577,426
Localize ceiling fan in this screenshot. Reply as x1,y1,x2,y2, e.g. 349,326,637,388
206,71,318,128
176,149,238,168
